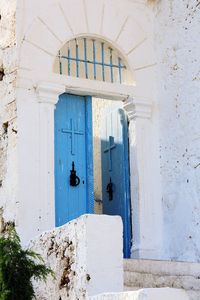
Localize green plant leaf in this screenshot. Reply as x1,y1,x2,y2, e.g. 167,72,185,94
0,225,54,300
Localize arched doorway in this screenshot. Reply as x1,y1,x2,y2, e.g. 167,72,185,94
18,0,163,260
54,36,133,257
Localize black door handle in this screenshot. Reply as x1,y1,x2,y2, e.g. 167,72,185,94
106,177,113,201
70,161,80,187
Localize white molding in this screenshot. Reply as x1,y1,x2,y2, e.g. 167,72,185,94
36,83,66,105
36,83,153,122
123,97,152,120
18,68,136,101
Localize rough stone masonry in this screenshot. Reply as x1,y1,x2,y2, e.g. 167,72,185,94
0,0,18,225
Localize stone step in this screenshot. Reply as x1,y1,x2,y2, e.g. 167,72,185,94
123,259,200,300
124,271,200,290
124,259,200,277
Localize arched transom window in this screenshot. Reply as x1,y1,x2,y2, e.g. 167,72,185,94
54,37,132,84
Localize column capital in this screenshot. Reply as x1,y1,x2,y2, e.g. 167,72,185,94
36,82,66,105
123,97,152,120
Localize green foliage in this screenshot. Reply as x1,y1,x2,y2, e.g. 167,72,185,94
0,224,53,300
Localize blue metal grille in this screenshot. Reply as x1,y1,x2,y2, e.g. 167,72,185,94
56,38,127,84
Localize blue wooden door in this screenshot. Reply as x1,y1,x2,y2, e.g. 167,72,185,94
101,108,131,258
55,94,94,226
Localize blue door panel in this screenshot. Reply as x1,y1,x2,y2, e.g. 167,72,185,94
101,108,131,258
55,94,94,227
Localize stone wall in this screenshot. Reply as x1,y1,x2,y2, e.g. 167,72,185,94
0,0,18,223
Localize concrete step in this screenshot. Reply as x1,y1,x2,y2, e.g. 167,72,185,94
123,259,200,300
124,259,200,276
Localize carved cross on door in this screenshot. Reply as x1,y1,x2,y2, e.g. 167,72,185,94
104,136,116,171
62,119,84,155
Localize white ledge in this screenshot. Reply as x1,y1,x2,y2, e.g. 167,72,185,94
18,69,137,102
123,97,152,120
36,83,66,105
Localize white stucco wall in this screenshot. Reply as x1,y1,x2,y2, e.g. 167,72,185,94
1,0,200,263
154,1,200,262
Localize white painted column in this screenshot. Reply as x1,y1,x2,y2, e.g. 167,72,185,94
124,98,163,260
36,83,66,232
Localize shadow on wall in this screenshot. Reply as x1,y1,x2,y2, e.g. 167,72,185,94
93,136,103,215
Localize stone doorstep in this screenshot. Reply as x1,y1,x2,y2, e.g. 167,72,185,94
124,259,200,290
89,288,190,300
123,259,200,300
124,259,200,277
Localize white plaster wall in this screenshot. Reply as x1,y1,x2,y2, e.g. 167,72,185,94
154,1,200,262
93,98,109,214
30,214,123,299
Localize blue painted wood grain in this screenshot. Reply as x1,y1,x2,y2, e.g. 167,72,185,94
55,94,94,226
101,108,132,258
85,97,94,213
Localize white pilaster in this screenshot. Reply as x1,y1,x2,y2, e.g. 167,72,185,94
124,98,163,259
36,83,66,232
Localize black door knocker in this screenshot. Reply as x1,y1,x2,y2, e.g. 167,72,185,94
106,177,113,201
70,161,80,187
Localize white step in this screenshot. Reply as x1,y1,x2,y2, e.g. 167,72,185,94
90,288,189,300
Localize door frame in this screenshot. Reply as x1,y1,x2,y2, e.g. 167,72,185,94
85,97,94,214
35,77,157,259
121,109,132,258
